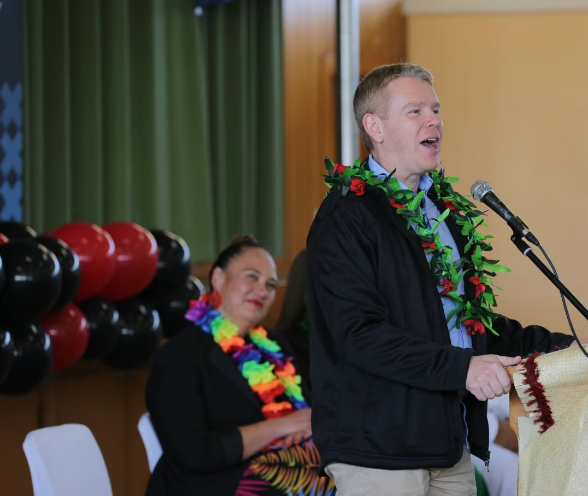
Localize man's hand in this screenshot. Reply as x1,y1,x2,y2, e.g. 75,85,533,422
466,355,521,401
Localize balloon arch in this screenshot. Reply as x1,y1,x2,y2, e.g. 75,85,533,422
0,221,202,396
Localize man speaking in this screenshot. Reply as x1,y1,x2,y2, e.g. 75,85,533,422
307,63,574,496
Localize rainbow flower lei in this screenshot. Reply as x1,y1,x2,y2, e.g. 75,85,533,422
185,292,309,419
324,157,510,336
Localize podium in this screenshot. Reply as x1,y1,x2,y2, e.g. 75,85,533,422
503,347,588,496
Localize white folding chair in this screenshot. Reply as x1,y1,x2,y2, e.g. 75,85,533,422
138,412,162,472
23,424,113,496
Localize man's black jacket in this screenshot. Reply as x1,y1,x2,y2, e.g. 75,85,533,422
307,184,573,471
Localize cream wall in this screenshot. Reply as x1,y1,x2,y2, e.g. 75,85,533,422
408,12,588,338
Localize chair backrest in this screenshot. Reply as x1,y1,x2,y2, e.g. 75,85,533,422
23,424,113,496
138,412,162,472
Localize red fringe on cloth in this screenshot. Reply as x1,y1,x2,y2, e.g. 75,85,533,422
522,352,555,434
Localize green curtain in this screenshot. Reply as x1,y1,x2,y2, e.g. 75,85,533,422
23,0,284,262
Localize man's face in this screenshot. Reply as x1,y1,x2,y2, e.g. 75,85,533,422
375,77,443,177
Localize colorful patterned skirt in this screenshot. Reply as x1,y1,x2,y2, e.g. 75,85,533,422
235,439,336,496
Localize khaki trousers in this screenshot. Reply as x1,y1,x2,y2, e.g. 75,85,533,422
325,446,477,496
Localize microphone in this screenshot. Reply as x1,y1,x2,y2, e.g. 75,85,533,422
470,180,540,246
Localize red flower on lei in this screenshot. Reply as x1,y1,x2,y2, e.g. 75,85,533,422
350,177,366,196
333,163,347,175
389,198,405,209
439,278,455,296
464,319,485,335
444,200,460,212
469,276,487,299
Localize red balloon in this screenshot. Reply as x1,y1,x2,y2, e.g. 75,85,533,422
0,234,8,244
99,222,159,301
40,303,89,371
52,222,116,301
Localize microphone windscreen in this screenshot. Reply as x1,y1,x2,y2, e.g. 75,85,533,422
471,180,493,202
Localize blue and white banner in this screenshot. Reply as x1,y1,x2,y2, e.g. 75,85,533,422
0,0,23,221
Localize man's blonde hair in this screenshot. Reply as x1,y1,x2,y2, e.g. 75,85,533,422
354,63,434,151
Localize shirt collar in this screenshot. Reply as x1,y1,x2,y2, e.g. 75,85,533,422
368,154,433,194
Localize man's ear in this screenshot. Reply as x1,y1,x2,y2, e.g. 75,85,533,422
211,267,225,293
362,113,384,145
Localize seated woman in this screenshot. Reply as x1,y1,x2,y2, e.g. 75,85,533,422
145,235,336,496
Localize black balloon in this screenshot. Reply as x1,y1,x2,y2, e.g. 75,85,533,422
140,230,191,304
0,328,14,386
0,241,61,326
0,323,52,395
35,237,81,312
78,298,120,360
0,222,37,240
103,299,162,370
157,276,204,338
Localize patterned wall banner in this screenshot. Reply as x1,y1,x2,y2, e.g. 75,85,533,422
0,0,23,221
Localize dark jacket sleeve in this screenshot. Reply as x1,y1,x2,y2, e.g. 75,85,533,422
488,315,574,357
307,207,473,392
146,342,243,473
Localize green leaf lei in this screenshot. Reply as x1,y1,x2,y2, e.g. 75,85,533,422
324,157,510,336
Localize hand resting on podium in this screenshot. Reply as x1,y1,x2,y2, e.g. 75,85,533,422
466,354,522,401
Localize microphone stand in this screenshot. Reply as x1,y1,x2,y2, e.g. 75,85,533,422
510,234,588,322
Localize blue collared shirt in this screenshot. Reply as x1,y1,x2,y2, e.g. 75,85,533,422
368,155,472,350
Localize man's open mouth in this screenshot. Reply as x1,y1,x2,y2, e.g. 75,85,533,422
420,137,440,149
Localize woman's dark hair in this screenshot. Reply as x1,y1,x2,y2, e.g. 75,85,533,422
208,234,263,291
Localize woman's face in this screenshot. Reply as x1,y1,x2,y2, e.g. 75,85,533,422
212,248,278,333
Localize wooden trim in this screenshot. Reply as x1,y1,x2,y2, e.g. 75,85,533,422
191,261,212,286
402,0,588,15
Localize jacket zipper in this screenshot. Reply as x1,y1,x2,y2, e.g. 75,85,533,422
484,450,491,471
